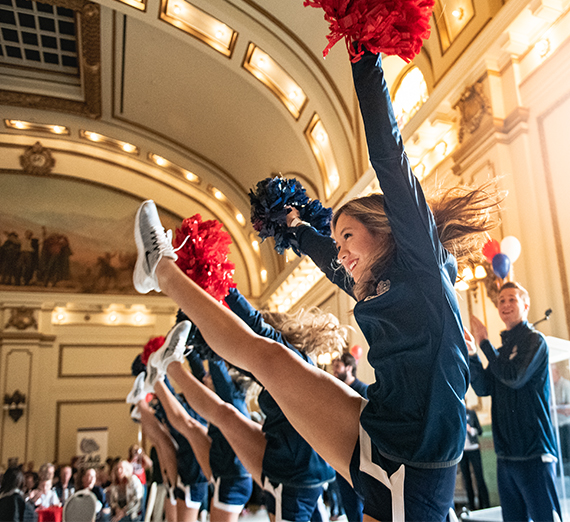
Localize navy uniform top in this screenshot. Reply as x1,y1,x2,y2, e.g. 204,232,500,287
295,51,468,468
153,380,209,485
207,357,252,479
225,287,335,487
470,320,557,460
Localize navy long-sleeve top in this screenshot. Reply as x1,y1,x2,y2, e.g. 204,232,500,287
470,320,557,459
153,380,208,485
225,287,335,487
207,358,251,479
295,51,468,468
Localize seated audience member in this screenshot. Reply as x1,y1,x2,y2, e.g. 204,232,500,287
0,466,37,521
77,466,110,522
54,465,74,505
22,473,37,497
27,463,60,509
106,460,143,522
97,466,111,489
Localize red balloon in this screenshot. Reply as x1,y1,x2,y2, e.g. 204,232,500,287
482,239,500,263
350,345,363,360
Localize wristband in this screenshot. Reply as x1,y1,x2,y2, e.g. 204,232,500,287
289,217,310,228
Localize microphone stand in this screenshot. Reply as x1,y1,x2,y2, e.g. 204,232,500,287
533,308,553,327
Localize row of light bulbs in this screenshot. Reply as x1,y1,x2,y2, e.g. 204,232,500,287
52,307,150,325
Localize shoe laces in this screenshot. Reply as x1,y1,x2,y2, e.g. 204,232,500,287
149,224,175,258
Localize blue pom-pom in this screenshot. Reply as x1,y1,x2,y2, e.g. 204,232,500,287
249,176,332,255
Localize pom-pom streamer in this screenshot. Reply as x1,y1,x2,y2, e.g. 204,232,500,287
249,176,333,255
173,214,236,302
141,336,166,366
304,0,435,62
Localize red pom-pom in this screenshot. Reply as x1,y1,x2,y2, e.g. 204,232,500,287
304,0,434,62
173,214,236,302
141,335,166,366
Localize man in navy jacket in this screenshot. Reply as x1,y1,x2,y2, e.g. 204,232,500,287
468,281,561,521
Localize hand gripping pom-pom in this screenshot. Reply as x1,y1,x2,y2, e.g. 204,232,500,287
249,176,333,256
173,214,236,302
304,0,435,62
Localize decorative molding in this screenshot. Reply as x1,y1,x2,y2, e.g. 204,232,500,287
4,307,38,331
537,92,570,335
58,344,142,378
19,142,55,176
454,80,493,143
55,399,127,462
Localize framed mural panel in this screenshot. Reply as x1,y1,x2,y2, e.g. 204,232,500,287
0,172,181,294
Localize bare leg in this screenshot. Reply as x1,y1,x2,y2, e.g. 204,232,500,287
139,400,179,493
167,361,266,487
155,259,361,482
209,504,240,522
154,380,213,481
176,500,199,522
164,499,176,522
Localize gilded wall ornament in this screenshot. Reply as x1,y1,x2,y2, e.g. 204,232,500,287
20,142,55,176
454,80,492,143
5,307,38,331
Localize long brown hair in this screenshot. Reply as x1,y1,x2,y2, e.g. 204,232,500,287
333,182,503,301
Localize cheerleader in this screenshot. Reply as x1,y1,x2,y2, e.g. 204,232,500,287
152,342,253,522
132,46,500,521
128,357,208,522
144,291,345,522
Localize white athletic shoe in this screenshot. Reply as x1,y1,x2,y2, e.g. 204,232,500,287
144,351,166,393
126,372,146,405
133,200,177,294
150,321,192,374
130,405,141,421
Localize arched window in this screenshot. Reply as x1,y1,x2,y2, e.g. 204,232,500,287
393,67,429,128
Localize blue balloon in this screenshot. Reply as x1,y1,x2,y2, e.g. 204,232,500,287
492,253,511,279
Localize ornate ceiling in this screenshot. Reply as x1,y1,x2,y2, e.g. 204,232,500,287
1,0,566,304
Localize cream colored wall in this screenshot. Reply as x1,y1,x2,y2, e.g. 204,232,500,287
0,291,177,468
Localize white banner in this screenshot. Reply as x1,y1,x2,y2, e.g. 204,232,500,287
76,427,108,468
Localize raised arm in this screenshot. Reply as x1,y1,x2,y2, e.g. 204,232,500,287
224,287,288,346
352,51,446,273
479,333,547,389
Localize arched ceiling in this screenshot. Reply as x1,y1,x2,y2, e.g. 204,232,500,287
1,0,564,302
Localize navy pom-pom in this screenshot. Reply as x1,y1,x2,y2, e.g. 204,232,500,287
249,176,333,255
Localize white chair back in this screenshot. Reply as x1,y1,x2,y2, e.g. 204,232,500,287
62,489,98,522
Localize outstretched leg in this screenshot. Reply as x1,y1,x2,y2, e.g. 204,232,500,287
166,361,266,487
154,380,213,481
134,201,362,481
138,400,179,506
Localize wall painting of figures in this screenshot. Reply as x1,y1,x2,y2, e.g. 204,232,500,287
0,173,181,295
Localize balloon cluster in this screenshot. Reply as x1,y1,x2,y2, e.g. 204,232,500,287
482,236,521,279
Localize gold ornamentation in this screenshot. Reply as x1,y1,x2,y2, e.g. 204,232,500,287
5,307,38,331
454,81,492,143
20,142,55,175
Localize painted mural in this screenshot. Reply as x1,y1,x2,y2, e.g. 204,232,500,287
0,173,181,294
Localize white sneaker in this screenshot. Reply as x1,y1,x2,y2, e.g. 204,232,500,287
144,351,166,393
133,200,177,294
150,321,192,374
126,372,146,404
130,405,141,421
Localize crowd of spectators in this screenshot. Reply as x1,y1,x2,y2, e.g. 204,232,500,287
0,450,148,522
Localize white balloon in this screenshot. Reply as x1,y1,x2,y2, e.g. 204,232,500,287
501,236,521,263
